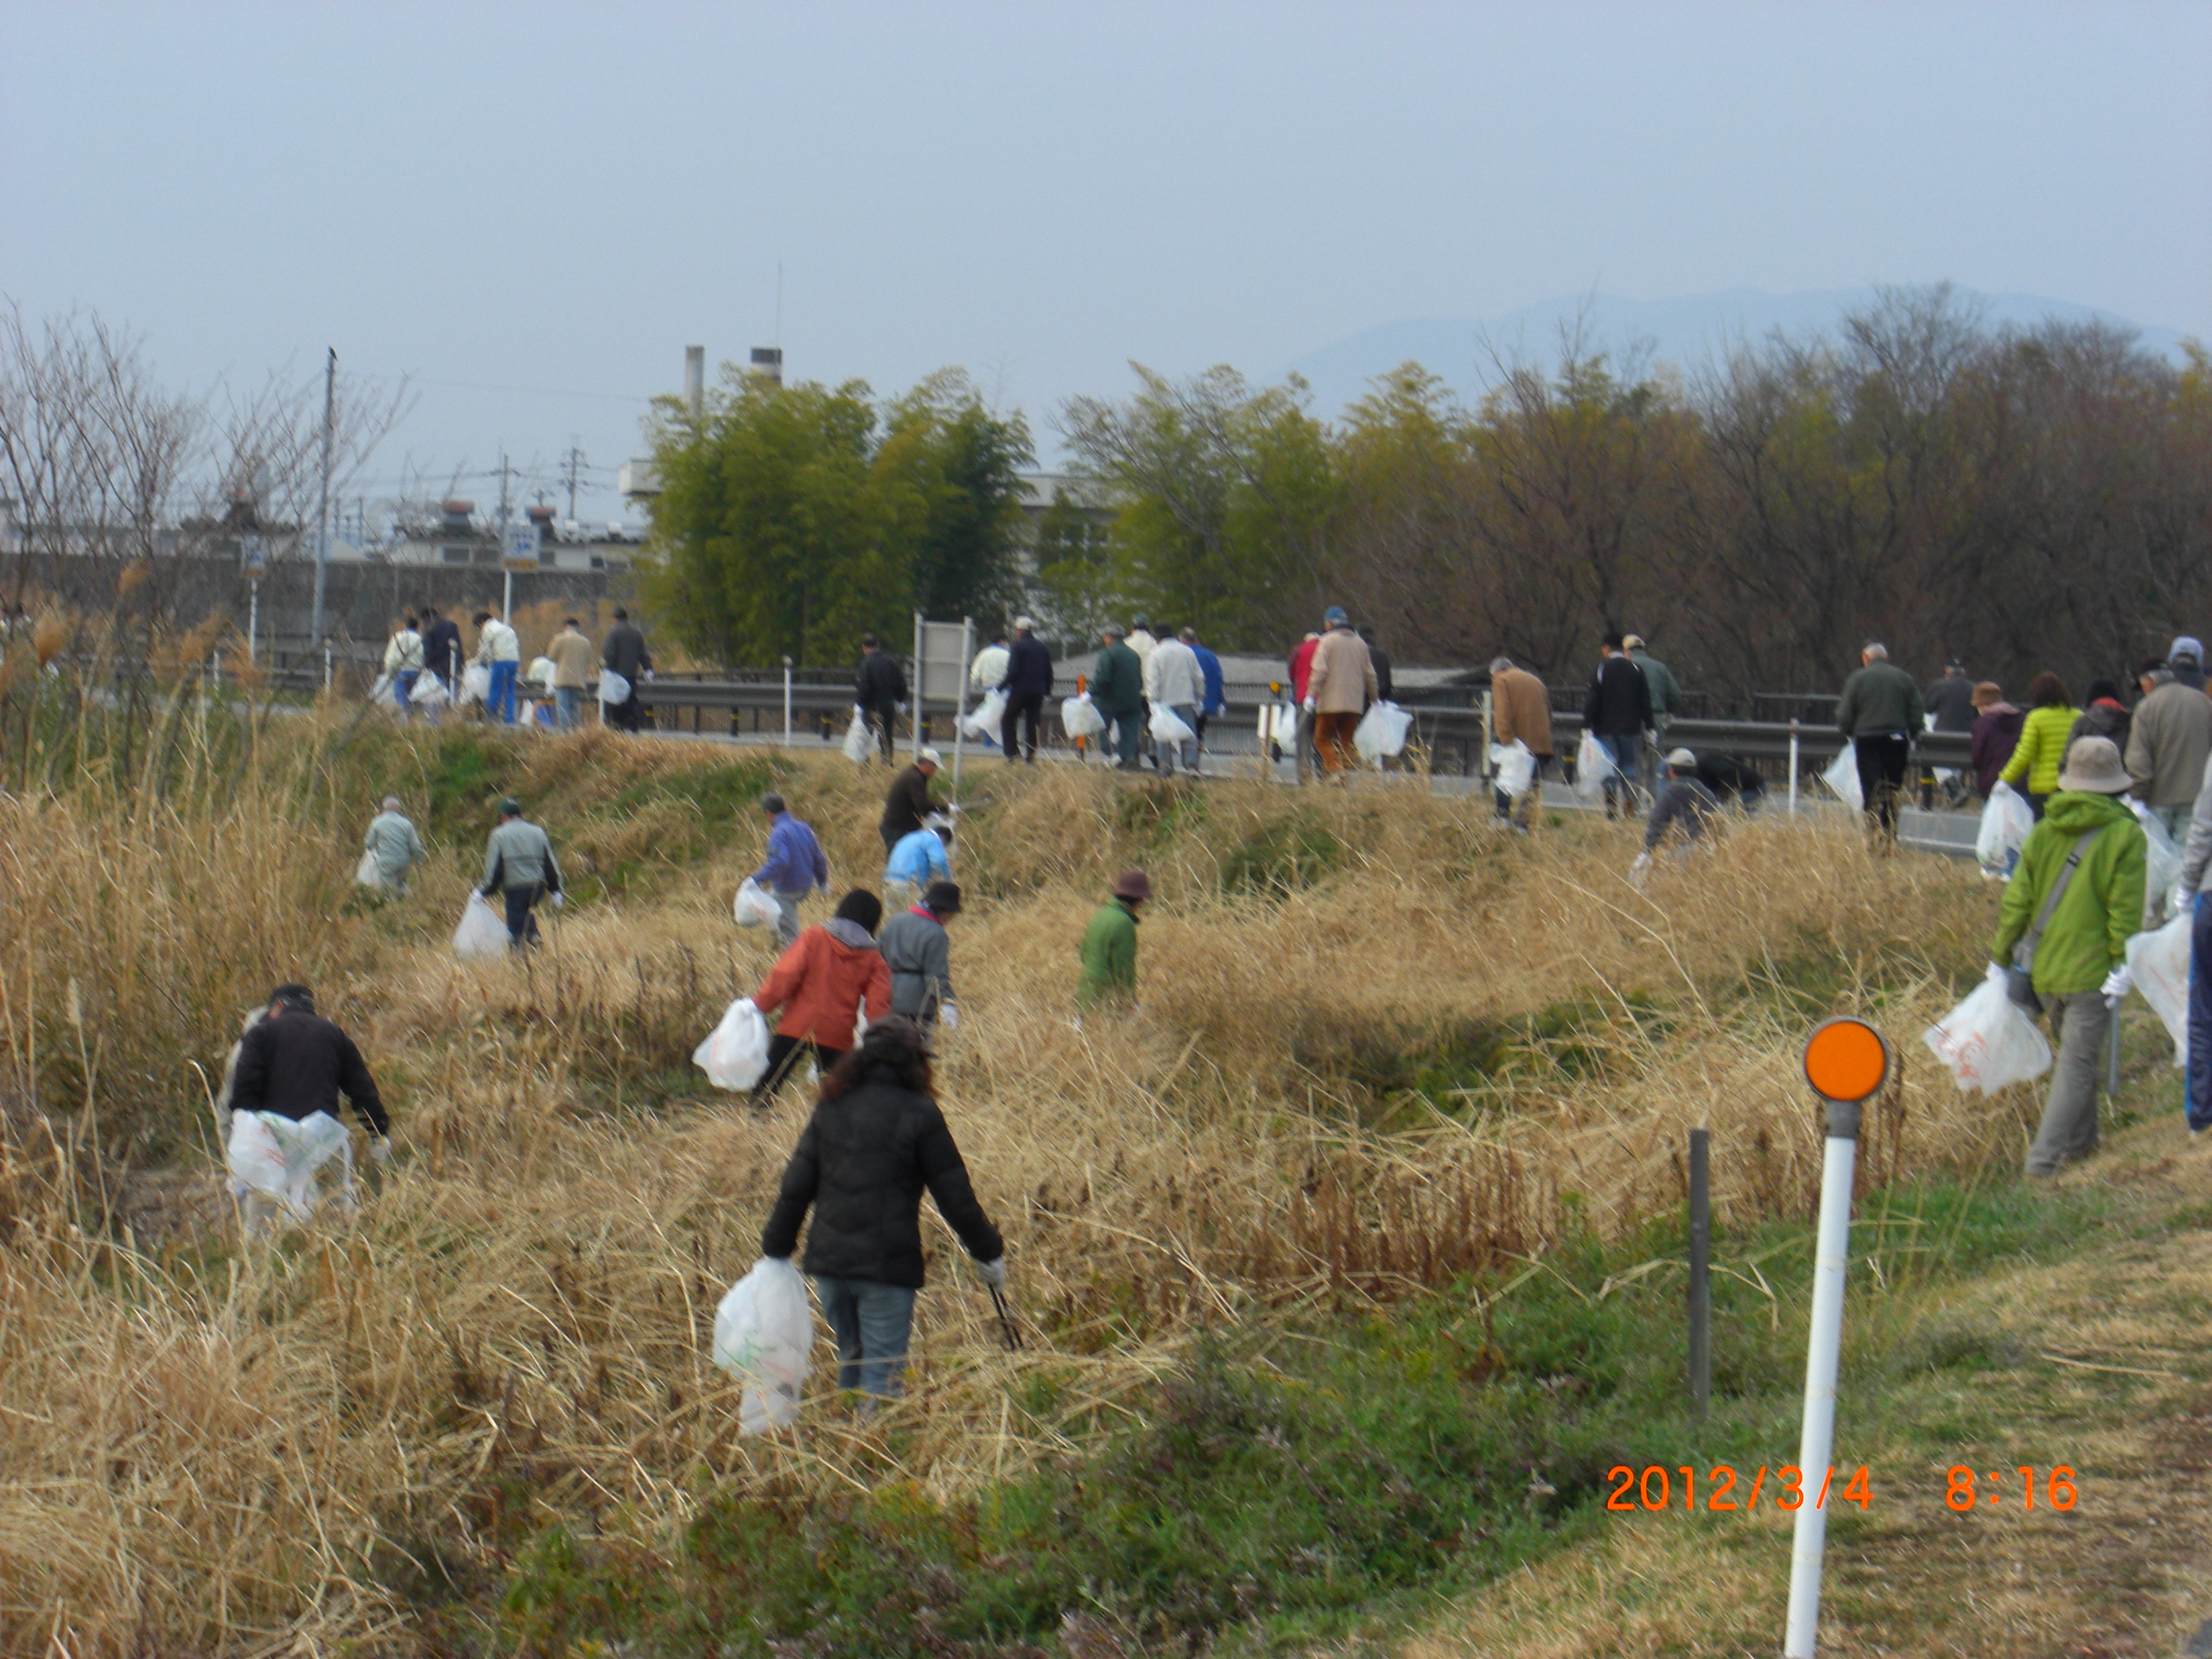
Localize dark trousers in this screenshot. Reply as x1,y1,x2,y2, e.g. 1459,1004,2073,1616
1001,692,1044,762
1853,732,1912,838
1104,708,1144,768
2190,893,2212,1133
753,1033,848,1105
864,697,899,763
606,690,645,731
502,882,545,948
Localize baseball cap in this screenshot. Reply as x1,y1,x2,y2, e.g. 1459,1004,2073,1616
918,747,943,766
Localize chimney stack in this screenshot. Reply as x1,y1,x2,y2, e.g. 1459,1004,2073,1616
684,346,704,416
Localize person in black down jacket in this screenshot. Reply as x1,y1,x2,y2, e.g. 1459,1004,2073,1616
760,1017,1004,1402
855,632,909,765
1584,632,1653,820
226,983,391,1149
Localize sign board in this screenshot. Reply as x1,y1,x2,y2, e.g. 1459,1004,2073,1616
501,520,541,572
240,535,268,575
918,619,969,702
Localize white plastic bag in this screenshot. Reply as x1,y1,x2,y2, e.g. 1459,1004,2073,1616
1355,701,1414,761
1976,781,2033,878
526,656,557,689
1821,747,1863,812
842,706,873,764
227,1109,353,1221
410,673,449,709
1923,964,2056,1095
1572,730,1613,804
693,996,772,1090
2133,803,2182,926
2126,909,2192,1070
458,665,492,707
733,877,783,930
1061,693,1106,740
962,688,1007,737
1258,702,1299,756
712,1256,815,1433
1149,704,1196,744
1491,740,1536,798
370,673,398,709
453,893,510,958
354,849,385,889
598,669,630,705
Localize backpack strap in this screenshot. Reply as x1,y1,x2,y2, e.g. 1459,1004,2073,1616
2015,825,2104,970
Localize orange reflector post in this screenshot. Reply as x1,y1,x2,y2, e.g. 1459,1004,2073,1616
1802,1016,1890,1105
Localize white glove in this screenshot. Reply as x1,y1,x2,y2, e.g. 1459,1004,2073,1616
2178,884,2196,917
1630,852,1653,874
974,1256,1007,1289
550,892,565,910
1301,697,1316,714
369,1138,392,1166
939,1002,959,1030
855,703,866,716
2102,964,2133,1004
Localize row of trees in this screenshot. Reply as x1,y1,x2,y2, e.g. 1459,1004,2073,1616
640,289,2210,698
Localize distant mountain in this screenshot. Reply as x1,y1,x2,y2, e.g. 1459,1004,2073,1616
1287,287,2194,421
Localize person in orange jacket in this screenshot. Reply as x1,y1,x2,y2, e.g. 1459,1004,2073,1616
751,889,893,1109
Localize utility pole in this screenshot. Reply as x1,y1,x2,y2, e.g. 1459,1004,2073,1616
497,448,514,619
310,347,335,647
563,441,585,520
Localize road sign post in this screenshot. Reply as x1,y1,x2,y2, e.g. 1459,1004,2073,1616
1784,1017,1891,1658
502,520,539,619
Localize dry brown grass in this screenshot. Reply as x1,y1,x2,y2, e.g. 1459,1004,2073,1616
0,738,2023,1655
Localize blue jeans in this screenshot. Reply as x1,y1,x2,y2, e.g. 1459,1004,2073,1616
2190,893,2212,1131
488,661,518,724
556,685,583,729
1599,733,1640,811
811,1276,918,1398
393,669,418,721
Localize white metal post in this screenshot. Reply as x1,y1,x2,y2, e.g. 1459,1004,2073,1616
912,611,925,764
1783,1096,1859,1658
782,657,792,747
1789,721,1801,817
323,645,334,693
247,579,258,666
950,616,973,802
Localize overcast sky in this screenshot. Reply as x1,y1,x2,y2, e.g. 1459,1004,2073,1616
4,1,2209,524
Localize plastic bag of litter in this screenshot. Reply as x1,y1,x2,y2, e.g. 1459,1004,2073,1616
1355,701,1413,761
526,656,556,689
1821,747,1863,812
2126,908,2192,1070
712,1256,815,1433
1257,702,1299,757
458,665,492,707
453,893,510,958
228,1109,353,1220
354,849,385,889
410,673,449,708
1572,730,1613,804
1491,740,1535,798
1976,781,2033,879
842,705,874,764
598,670,630,705
693,996,772,1090
2133,803,2182,926
1061,693,1105,740
1149,704,1196,744
963,688,1007,737
1923,964,2055,1095
733,877,782,930
370,674,398,709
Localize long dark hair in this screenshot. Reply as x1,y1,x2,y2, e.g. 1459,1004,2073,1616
819,1016,933,1103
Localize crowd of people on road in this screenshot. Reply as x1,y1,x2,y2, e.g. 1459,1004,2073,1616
377,605,652,729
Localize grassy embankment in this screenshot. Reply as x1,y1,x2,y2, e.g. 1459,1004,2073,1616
4,713,2190,1656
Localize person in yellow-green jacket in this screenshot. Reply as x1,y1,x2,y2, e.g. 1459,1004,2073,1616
1991,736,2145,1176
2000,672,2083,819
1077,868,1150,1014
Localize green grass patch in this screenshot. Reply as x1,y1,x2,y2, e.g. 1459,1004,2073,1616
1218,813,1344,899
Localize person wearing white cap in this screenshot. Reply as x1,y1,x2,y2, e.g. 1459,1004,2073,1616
879,748,943,855
1631,748,1722,876
1993,735,2146,1175
1001,616,1054,764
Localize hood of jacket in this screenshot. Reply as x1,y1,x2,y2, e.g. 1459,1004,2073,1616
2041,788,2137,835
823,917,875,950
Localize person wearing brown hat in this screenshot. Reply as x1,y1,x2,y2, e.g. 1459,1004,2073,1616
1078,869,1150,1011
1991,735,2147,1177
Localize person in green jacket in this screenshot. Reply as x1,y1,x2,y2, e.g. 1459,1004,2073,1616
1835,642,1926,843
2000,672,2082,819
1991,736,2146,1176
1089,624,1147,772
1077,868,1150,1012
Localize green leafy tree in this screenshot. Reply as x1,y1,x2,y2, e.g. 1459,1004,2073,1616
871,370,1034,634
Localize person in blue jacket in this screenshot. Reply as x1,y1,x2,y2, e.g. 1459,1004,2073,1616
883,814,953,903
753,792,830,947
1186,627,1226,747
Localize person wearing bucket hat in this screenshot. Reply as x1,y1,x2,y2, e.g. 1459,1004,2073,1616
1633,747,1722,872
1992,735,2147,1176
1077,870,1151,1011
879,880,963,1029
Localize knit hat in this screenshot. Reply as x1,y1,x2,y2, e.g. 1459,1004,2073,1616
2170,635,2203,666
1664,747,1697,770
1113,868,1153,902
2056,736,2132,794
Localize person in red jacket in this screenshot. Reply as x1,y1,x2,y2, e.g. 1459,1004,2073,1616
1288,632,1322,784
752,889,893,1109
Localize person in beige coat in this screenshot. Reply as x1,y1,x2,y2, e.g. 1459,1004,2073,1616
1489,656,1553,829
2126,659,2212,842
1304,607,1377,778
547,617,596,730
